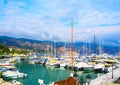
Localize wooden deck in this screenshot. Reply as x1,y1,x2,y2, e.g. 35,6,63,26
89,68,120,85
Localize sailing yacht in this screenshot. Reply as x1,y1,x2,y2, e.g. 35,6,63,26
38,19,80,85
54,19,81,85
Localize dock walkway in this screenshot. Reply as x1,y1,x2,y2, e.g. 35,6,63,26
90,68,120,85
0,78,23,85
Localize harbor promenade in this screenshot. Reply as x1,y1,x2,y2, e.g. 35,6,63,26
89,68,120,85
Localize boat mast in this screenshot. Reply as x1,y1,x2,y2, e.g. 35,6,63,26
50,42,53,57
118,41,120,56
71,18,74,69
94,34,96,54
88,40,91,56
99,40,103,55
54,41,56,57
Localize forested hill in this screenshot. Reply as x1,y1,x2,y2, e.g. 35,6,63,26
0,36,52,52
0,36,118,54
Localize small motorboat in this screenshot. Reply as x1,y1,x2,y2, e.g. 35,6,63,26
3,70,27,79
0,61,11,66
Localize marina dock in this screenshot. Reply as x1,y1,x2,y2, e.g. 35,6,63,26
0,78,23,85
90,68,120,85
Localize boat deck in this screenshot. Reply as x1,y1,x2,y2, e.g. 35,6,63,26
90,68,120,85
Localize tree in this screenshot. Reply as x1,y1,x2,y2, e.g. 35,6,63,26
0,44,10,55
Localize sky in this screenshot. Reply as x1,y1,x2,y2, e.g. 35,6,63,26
0,0,120,45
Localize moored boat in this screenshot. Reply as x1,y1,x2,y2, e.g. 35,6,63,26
3,70,27,79
94,63,105,73
0,61,11,66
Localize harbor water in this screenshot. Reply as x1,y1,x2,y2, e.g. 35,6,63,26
15,58,98,85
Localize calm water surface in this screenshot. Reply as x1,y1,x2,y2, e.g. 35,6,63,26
15,58,98,85
15,58,72,85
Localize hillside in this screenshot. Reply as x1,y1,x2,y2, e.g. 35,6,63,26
0,36,52,53
0,36,118,55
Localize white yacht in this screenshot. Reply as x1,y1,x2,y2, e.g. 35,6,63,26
3,70,27,79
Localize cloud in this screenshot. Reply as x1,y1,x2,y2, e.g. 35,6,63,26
0,0,120,45
77,11,120,28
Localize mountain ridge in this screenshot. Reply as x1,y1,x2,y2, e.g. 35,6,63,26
0,36,119,55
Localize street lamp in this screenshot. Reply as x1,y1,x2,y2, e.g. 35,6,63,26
112,64,113,78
